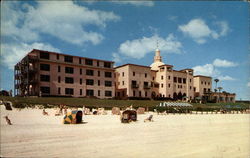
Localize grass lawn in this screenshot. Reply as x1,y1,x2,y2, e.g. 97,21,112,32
0,96,249,110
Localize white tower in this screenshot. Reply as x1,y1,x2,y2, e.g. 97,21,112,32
150,41,165,70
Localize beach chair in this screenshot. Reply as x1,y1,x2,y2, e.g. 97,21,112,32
144,115,153,122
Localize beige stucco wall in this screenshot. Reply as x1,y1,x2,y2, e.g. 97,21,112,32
193,76,212,97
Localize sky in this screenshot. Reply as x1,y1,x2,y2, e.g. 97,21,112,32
1,1,249,100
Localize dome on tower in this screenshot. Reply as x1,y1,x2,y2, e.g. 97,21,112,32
150,48,165,71
150,61,165,71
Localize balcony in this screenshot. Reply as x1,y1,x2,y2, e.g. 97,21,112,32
143,85,151,89
131,84,139,88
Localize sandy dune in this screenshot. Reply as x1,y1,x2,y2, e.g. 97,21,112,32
1,106,249,158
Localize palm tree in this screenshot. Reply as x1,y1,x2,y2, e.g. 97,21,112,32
214,79,219,90
218,87,223,93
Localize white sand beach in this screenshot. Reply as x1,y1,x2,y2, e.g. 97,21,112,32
1,106,249,158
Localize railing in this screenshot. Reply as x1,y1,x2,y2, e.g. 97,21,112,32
131,84,139,88
143,85,151,89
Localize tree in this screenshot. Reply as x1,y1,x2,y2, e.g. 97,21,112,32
218,87,223,93
214,79,219,90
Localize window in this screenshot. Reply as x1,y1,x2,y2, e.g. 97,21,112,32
57,54,59,60
80,89,82,95
40,51,49,60
208,82,210,85
98,71,100,77
97,61,99,67
65,88,74,95
105,91,112,97
122,72,124,77
139,91,141,97
122,81,124,85
105,81,112,87
205,82,207,85
80,68,82,75
153,77,155,80
178,78,182,83
204,88,206,93
174,77,177,83
161,84,163,88
79,58,82,64
190,86,192,90
145,73,147,78
98,80,100,86
40,64,50,71
133,91,135,97
65,77,74,84
58,87,61,94
80,79,82,85
65,67,74,74
58,76,61,83
201,81,203,84
104,62,111,68
86,89,94,96
40,87,50,94
98,90,100,96
58,66,61,72
86,69,94,76
168,84,170,88
145,91,147,97
183,78,186,84
208,88,211,92
133,72,135,76
64,56,73,63
40,75,50,82
168,76,171,80
85,59,93,65
86,79,94,85
161,76,163,80
105,72,112,78
190,79,192,82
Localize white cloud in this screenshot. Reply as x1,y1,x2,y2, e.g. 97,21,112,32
1,1,120,45
192,64,220,77
1,42,60,70
193,59,237,82
213,59,238,67
118,34,182,59
178,18,230,44
112,1,154,7
218,75,236,81
112,53,122,63
247,82,250,87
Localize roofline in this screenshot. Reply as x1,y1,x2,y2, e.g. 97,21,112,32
194,75,212,78
115,63,151,69
158,64,173,67
32,49,115,63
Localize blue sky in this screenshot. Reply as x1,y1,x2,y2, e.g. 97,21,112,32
1,1,249,100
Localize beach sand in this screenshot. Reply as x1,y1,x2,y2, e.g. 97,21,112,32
1,106,249,158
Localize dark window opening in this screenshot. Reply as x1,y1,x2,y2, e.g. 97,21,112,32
104,62,111,68
86,79,94,85
86,89,94,96
65,67,74,74
86,69,94,76
65,77,74,84
40,87,50,94
85,59,93,65
105,81,112,87
40,64,50,71
174,77,177,83
40,51,49,60
64,56,73,63
105,72,112,78
40,75,50,82
105,91,112,97
65,88,74,95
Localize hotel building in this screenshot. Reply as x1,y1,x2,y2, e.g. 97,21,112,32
14,49,115,98
14,48,235,102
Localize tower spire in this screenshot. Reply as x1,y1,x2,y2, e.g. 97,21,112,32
154,40,162,62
